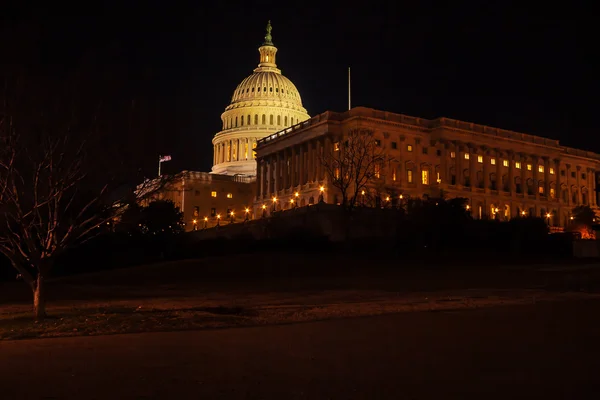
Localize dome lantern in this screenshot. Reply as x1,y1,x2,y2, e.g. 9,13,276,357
256,20,279,73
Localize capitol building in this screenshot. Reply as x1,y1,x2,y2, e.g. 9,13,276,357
211,21,310,177
148,22,600,231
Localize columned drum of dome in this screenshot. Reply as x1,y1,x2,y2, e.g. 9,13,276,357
211,21,310,177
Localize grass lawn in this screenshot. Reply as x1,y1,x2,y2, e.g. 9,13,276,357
2,251,600,340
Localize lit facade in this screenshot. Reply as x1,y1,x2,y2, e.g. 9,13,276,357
142,171,255,230
211,21,310,177
253,107,600,227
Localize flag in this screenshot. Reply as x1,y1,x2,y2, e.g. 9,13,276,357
159,155,172,163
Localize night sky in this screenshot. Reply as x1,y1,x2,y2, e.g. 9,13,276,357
2,1,595,179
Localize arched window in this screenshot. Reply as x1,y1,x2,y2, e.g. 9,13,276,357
284,116,288,125
277,115,281,125
240,116,244,126
270,115,274,125
270,87,273,92
235,116,238,127
515,176,522,193
262,114,266,124
247,115,251,125
254,115,258,125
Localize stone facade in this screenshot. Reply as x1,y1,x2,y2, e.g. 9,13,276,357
142,171,255,231
253,107,600,227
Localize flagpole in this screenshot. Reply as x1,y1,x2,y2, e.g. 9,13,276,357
158,155,162,177
348,67,351,111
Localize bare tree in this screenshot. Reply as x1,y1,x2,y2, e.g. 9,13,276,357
320,128,391,211
0,72,171,319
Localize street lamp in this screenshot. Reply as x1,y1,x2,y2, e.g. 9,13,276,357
262,204,267,218
521,211,526,217
546,212,552,226
192,219,198,231
272,196,277,212
230,211,235,224
244,208,250,221
216,214,221,226
203,217,208,229
294,192,299,208
319,186,325,203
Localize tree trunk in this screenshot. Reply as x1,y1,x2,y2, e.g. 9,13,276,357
33,274,47,320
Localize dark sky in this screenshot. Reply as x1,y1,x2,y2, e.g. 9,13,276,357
2,1,596,178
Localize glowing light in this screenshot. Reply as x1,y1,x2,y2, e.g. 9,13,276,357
192,219,197,224
385,196,390,202
245,208,250,213
230,211,235,217
262,204,266,209
204,217,208,221
521,211,526,216
466,205,470,210
290,199,294,204
319,186,324,192
546,213,551,218
294,192,299,198
361,190,365,195
273,197,277,202
217,214,221,219
399,194,403,199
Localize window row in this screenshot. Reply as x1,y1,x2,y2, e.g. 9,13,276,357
235,86,298,98
223,114,301,129
210,191,233,198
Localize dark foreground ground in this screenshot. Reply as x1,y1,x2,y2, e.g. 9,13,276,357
2,298,599,399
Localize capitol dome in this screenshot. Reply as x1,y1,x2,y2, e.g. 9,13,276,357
211,21,310,177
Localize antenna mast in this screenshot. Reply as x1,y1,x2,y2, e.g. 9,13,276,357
348,67,351,110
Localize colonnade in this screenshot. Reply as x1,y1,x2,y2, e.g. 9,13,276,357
214,138,258,165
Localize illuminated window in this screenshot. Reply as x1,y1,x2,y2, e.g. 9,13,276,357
334,142,340,151
392,167,397,181
477,155,483,163
503,160,509,167
374,163,381,179
252,142,257,159
227,193,233,199
407,169,413,183
464,153,469,160
550,188,556,199
226,144,231,162
538,165,544,173
450,151,455,158
527,164,532,171
407,145,413,152
244,143,249,160
422,170,429,185
491,158,496,165
211,191,217,197
335,167,340,179
232,143,237,161
515,162,521,169
538,186,544,194
550,167,555,175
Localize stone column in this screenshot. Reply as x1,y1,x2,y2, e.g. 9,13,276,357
316,138,322,182
455,143,463,187
576,166,582,204
495,150,502,191
554,159,561,203
520,154,527,195
532,156,540,201
565,164,572,205
543,157,550,198
299,143,305,187
266,158,272,196
439,142,448,184
469,145,476,190
482,149,490,192
256,159,262,198
508,151,515,195
283,148,289,190
590,168,597,206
